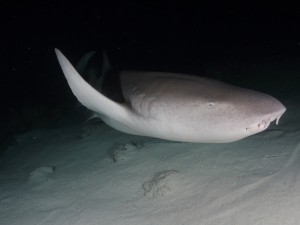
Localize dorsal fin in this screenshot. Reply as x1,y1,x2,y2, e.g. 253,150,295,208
75,51,96,74
101,49,112,79
90,49,112,92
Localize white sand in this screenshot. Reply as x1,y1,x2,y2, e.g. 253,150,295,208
0,95,299,225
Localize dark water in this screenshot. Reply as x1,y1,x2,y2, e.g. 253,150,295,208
1,2,300,154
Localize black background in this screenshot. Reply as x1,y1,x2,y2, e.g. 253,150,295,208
1,1,300,147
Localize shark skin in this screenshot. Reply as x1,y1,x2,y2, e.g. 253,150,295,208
55,49,286,143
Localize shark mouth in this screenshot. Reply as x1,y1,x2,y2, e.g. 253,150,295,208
246,108,286,133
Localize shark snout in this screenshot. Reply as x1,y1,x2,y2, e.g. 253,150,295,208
246,106,286,134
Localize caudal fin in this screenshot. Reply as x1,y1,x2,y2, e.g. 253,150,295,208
55,49,128,122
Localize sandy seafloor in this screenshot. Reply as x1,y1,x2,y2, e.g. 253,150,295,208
1,65,300,225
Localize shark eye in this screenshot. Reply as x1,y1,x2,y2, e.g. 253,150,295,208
207,102,215,108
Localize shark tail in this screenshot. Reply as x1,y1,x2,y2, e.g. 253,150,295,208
55,49,130,126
